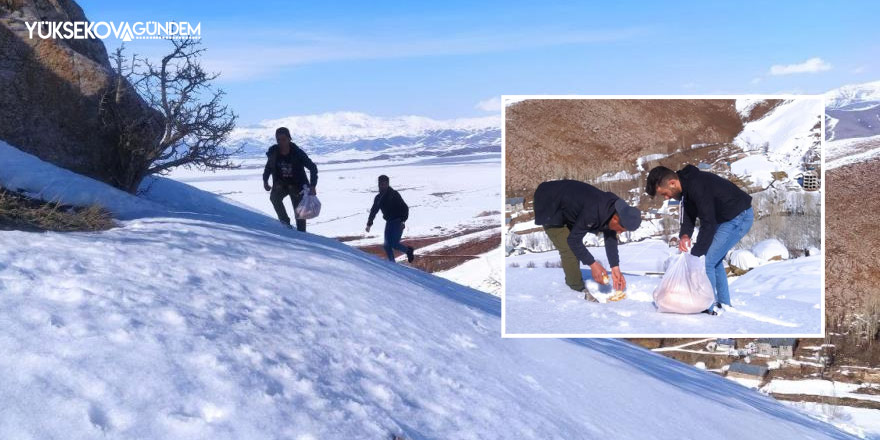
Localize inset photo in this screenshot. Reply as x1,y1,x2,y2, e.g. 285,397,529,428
503,96,824,337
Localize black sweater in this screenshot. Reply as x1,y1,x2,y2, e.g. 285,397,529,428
263,144,318,188
367,188,409,226
533,180,620,267
677,165,753,257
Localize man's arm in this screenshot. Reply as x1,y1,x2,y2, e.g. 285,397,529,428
690,190,718,257
262,153,272,184
680,201,696,238
398,191,409,223
566,227,596,266
691,221,717,257
603,229,619,268
300,150,318,188
367,194,382,227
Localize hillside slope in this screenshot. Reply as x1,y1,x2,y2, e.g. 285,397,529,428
0,140,855,439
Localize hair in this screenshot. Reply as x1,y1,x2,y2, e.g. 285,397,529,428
275,127,292,139
378,174,389,183
645,166,677,197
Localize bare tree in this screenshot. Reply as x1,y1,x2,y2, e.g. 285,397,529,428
103,38,240,193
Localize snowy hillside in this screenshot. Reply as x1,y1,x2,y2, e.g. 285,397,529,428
825,81,880,141
732,98,823,180
826,81,880,110
228,112,501,159
0,140,854,439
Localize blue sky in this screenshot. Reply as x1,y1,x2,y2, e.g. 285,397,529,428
81,0,880,124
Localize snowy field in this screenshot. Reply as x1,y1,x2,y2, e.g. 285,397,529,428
167,153,502,294
0,141,854,438
167,154,501,245
504,240,822,335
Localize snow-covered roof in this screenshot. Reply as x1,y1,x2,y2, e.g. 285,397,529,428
757,338,798,347
728,363,769,377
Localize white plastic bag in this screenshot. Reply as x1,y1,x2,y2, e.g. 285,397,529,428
652,253,715,314
295,185,321,220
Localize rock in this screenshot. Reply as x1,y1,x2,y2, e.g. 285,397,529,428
729,249,759,273
752,238,790,262
0,0,161,190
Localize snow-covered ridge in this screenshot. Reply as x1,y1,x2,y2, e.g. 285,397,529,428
0,139,855,439
826,80,880,109
232,112,499,144
732,98,822,180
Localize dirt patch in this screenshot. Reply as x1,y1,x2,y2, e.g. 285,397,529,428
742,100,784,123
771,393,880,410
354,225,500,273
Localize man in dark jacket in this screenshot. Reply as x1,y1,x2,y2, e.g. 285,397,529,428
366,175,415,263
533,180,642,302
263,127,318,232
646,165,754,315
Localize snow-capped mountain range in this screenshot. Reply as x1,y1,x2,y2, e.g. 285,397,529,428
228,112,501,161
825,80,880,141
825,80,880,110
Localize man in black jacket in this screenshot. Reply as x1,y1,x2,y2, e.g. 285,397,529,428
533,180,642,302
646,165,754,315
366,175,415,263
263,127,318,232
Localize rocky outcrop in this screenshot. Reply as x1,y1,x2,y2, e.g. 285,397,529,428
0,0,161,190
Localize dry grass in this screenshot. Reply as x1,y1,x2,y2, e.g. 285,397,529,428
0,188,114,232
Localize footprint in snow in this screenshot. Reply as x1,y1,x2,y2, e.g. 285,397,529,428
88,403,110,432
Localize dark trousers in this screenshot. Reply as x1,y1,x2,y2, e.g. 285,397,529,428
384,218,409,261
544,225,585,291
270,183,306,232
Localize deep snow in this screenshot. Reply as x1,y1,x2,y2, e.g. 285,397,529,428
0,140,853,439
505,240,822,336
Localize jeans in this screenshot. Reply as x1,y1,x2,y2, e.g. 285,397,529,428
704,207,754,306
384,218,409,261
270,183,306,232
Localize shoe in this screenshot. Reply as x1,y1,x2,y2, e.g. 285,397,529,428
583,289,609,303
702,302,723,316
406,246,415,263
583,289,599,303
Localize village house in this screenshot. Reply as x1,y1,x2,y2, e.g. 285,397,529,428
727,363,769,381
756,338,798,358
717,338,736,351
506,197,524,212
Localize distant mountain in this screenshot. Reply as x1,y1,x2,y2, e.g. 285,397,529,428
228,112,501,161
825,80,880,141
825,80,880,110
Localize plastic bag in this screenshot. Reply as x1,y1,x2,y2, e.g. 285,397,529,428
295,185,321,220
652,253,715,314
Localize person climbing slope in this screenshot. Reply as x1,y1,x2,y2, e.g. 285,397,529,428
366,175,415,263
262,127,318,232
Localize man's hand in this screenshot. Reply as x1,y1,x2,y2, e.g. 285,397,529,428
263,181,271,192
679,235,692,253
611,266,626,291
589,261,609,285
365,225,371,233
309,187,317,196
